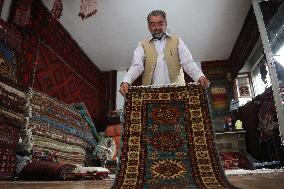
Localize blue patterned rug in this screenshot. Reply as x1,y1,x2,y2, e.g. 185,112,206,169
112,84,240,189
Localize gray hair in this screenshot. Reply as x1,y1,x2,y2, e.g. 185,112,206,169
147,10,167,24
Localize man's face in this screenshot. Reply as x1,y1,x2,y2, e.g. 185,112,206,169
148,15,167,39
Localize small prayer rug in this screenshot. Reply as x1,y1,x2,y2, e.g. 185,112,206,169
112,84,240,189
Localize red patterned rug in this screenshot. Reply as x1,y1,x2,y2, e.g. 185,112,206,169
112,84,239,189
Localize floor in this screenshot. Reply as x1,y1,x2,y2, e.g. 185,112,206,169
228,172,284,189
1,172,284,189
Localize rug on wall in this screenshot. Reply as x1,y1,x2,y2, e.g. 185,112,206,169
112,84,240,189
30,42,102,119
0,42,18,83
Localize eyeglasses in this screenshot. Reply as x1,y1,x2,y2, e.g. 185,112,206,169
149,21,165,28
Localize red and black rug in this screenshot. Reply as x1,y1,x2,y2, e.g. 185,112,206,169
112,84,240,189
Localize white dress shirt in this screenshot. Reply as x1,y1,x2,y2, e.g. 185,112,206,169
122,34,204,85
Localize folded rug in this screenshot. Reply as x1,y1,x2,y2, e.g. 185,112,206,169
19,161,76,180
220,152,250,170
112,84,240,189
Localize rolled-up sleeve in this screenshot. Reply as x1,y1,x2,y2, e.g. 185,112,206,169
122,43,145,85
178,38,204,82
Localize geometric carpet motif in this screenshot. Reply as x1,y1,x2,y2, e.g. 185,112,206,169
31,42,101,119
111,84,240,189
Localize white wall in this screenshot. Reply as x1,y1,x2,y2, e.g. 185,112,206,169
1,0,13,21
116,70,127,110
195,61,201,70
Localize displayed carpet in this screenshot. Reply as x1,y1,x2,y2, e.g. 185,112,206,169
112,84,239,189
0,82,26,179
0,42,18,84
23,89,96,165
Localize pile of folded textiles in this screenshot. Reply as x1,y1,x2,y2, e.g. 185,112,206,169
22,89,96,166
15,89,113,180
0,82,26,179
18,161,109,180
220,152,250,170
65,165,109,180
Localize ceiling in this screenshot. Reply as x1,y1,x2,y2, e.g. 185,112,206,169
43,0,252,71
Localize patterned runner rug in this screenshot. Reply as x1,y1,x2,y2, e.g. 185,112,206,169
112,84,240,189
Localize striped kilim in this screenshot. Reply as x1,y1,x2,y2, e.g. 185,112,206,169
25,89,96,165
112,84,240,189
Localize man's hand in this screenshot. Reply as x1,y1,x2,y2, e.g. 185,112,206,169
119,82,130,97
198,76,210,87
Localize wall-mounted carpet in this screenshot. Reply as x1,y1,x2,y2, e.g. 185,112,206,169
19,0,113,121
112,84,240,189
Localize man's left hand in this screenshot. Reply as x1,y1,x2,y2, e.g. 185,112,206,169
198,76,210,87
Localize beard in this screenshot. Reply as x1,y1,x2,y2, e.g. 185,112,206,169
152,30,165,39
152,29,165,39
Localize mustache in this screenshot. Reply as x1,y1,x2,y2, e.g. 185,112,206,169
152,30,164,36
152,32,165,39
153,29,163,34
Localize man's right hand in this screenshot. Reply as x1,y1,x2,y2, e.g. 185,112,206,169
119,82,130,97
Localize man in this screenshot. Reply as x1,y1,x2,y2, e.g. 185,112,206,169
120,10,209,96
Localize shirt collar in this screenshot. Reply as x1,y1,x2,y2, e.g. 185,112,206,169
149,32,171,42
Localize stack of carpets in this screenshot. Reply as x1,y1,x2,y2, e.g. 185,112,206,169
112,84,239,189
220,152,250,170
71,103,101,143
71,103,101,165
0,82,26,179
24,89,96,165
